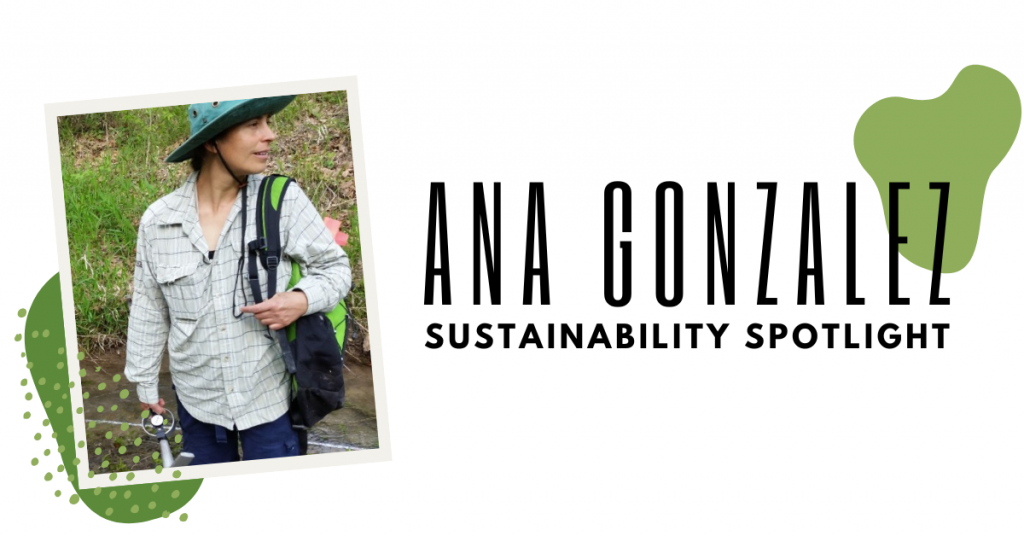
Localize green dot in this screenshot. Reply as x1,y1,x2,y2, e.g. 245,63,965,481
180,513,188,522
152,452,160,460
38,377,46,385
109,473,117,481
57,464,65,473
105,507,113,516
120,423,129,431
15,334,21,341
125,490,132,498
118,446,126,455
56,362,64,370
141,409,150,418
113,374,121,382
97,406,104,413
31,331,38,338
61,393,67,400
93,487,102,496
94,447,102,455
74,457,81,465
24,392,32,400
151,484,160,492
78,369,86,377
155,465,163,474
44,472,52,481
22,411,30,419
54,490,61,497
42,329,49,337
109,490,118,499
51,431,57,438
17,308,26,317
98,383,106,391
76,408,83,414
26,362,33,369
148,501,156,510
58,347,65,355
162,511,170,518
88,471,95,478
33,433,41,440
44,401,51,408
42,415,50,424
174,434,182,443
19,379,27,386
20,352,25,357
58,445,65,453
173,470,181,478
171,490,180,498
133,455,140,463
105,431,113,439
83,392,90,399
69,381,75,388
44,449,50,456
101,461,109,468
88,421,96,428
111,404,118,411
78,440,85,448
56,407,64,414
133,438,142,446
131,505,139,514
119,389,130,399
70,494,80,505
31,458,38,466
66,425,73,433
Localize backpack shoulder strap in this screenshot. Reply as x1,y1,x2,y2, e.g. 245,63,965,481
247,174,298,373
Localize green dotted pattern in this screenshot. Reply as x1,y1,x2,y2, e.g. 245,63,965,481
23,274,202,523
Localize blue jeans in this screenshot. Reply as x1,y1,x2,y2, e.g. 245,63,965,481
175,393,300,465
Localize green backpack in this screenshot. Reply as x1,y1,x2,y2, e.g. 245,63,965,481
246,174,351,449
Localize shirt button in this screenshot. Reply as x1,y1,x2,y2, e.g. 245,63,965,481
220,326,226,332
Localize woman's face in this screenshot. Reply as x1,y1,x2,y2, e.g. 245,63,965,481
211,114,277,175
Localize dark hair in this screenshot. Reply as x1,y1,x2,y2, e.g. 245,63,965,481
190,152,204,172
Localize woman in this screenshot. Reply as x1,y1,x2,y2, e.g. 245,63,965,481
125,97,352,464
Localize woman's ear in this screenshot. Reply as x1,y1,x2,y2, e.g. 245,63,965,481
202,140,219,155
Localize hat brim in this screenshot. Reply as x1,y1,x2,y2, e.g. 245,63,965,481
164,95,297,163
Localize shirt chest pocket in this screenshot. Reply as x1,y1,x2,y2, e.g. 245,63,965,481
156,262,209,322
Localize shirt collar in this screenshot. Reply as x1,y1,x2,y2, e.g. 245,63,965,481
157,171,200,226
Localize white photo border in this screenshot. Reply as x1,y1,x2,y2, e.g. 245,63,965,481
43,76,391,489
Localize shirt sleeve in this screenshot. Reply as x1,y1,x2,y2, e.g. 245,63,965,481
281,182,352,315
124,213,169,404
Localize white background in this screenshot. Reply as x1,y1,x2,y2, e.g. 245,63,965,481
3,1,1023,534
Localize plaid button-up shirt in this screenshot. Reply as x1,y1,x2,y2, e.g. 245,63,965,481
125,172,351,431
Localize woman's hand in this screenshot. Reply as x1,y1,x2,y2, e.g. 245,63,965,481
140,398,166,415
241,290,308,330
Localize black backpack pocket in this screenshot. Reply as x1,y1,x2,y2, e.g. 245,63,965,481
288,312,346,428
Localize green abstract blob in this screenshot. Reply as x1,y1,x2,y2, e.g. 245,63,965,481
23,274,204,523
854,65,1021,272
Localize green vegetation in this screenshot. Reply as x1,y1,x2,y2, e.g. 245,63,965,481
59,92,364,353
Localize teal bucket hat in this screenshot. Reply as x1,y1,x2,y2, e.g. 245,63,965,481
165,96,297,163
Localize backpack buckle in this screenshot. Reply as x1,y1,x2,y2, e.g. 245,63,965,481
247,238,267,252
267,255,279,270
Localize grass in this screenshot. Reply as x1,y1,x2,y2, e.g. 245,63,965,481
59,92,366,354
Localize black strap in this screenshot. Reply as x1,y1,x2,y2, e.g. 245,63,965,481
231,180,249,319
246,174,297,374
